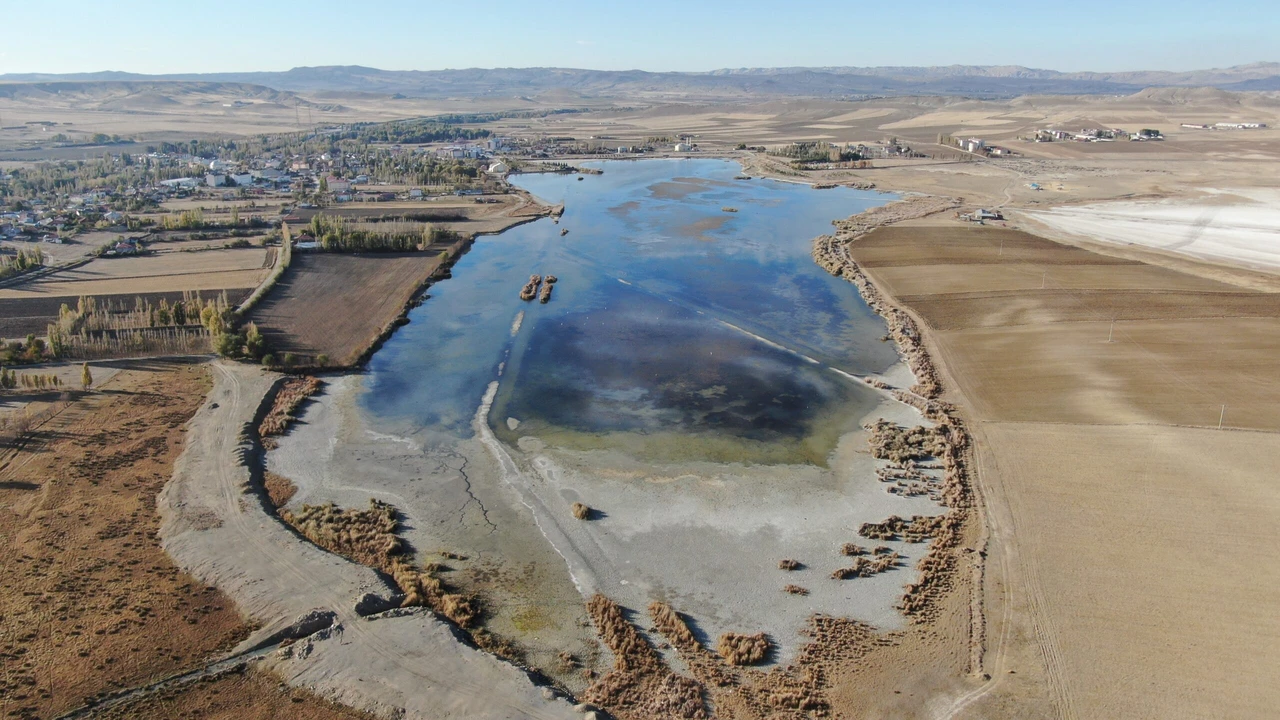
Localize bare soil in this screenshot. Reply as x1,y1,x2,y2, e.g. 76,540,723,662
0,248,270,300
845,221,1280,719
247,252,448,366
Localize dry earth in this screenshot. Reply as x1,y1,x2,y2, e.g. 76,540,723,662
246,251,449,366
844,221,1280,719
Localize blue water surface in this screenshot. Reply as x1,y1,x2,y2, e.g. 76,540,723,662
362,159,898,463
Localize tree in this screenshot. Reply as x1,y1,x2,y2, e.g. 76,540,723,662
81,363,92,390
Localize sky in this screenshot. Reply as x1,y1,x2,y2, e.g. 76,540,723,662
1,0,1276,75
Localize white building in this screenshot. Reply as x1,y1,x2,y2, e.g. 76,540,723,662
205,174,227,187
674,143,692,152
487,161,509,174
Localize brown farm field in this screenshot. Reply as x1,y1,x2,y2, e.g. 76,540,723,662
844,222,1280,719
247,251,449,366
0,247,271,299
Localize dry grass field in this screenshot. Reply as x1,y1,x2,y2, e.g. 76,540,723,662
846,222,1280,719
0,362,247,718
247,252,446,365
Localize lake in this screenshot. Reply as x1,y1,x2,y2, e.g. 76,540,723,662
363,158,898,465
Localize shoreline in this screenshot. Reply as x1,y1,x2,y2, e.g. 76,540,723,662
170,160,981,718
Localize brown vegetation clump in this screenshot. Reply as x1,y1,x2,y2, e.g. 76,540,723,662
539,282,553,303
279,499,481,628
717,633,772,666
859,514,955,543
841,543,866,556
571,501,592,520
866,419,948,463
258,376,322,439
777,558,801,570
581,594,708,720
519,274,542,301
263,470,298,508
649,601,699,653
783,584,809,596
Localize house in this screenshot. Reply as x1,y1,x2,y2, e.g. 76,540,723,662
975,209,1004,221
206,174,227,187
103,211,125,224
230,173,254,187
408,188,424,199
326,177,351,193
674,143,692,152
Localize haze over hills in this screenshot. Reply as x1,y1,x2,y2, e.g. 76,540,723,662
2,62,1279,99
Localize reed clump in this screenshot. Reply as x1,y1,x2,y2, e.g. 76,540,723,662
259,376,322,439
778,559,801,571
783,584,809,596
571,501,592,520
717,632,772,666
519,274,542,301
581,594,708,719
280,499,480,628
840,543,865,556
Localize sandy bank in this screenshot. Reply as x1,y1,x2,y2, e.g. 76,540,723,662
158,360,574,719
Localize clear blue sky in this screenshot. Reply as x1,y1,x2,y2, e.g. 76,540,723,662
2,0,1276,75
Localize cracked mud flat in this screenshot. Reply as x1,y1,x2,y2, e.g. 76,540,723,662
270,365,944,667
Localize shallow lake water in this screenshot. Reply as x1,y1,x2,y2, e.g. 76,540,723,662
363,159,899,464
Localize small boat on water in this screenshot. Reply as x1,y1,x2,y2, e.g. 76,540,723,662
560,228,569,236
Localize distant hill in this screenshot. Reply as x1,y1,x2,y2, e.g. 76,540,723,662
1,63,1277,99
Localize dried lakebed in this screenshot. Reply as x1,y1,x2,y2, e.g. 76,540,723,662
261,160,954,705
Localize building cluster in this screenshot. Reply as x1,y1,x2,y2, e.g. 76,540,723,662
955,137,1015,156
1032,127,1163,142
1181,122,1268,130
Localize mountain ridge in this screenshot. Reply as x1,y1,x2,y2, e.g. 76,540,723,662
2,63,1277,99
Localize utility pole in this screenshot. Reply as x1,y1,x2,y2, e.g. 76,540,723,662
1106,320,1115,343
1041,272,1046,289
1218,404,1226,430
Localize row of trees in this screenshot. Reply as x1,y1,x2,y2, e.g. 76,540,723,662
0,369,63,390
306,215,458,253
0,247,44,281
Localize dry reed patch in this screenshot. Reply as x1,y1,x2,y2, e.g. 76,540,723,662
0,365,249,718
717,633,772,666
841,543,866,556
571,501,592,520
258,376,322,440
866,419,948,463
262,470,298,508
777,559,801,571
581,594,708,720
783,584,809,596
279,499,479,629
